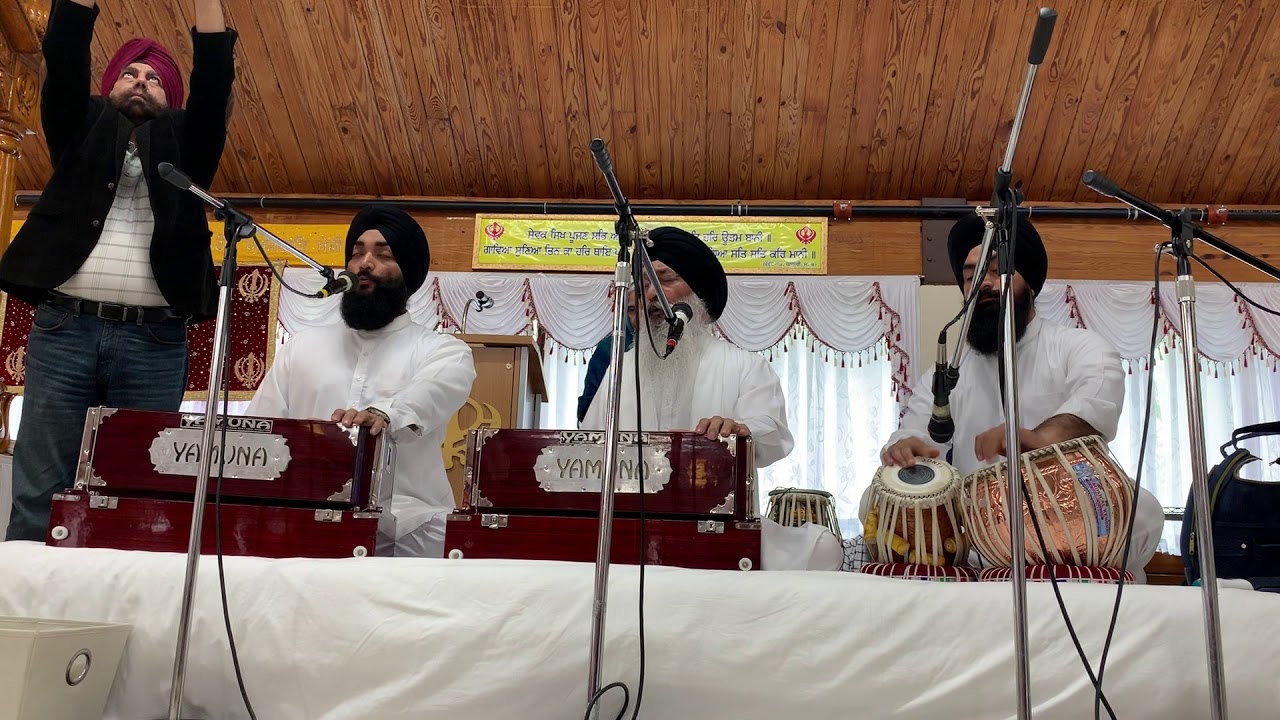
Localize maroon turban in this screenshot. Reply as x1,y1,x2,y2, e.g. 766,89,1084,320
100,38,184,109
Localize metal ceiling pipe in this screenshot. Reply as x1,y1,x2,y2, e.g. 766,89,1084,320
15,193,1280,222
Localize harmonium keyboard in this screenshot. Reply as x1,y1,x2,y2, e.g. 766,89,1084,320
445,429,761,571
45,408,393,559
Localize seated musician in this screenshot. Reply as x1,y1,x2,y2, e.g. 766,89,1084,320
874,214,1164,577
248,205,476,557
579,226,794,468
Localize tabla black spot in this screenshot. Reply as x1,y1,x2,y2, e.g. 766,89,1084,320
899,465,935,486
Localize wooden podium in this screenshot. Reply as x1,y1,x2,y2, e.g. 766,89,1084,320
441,334,547,506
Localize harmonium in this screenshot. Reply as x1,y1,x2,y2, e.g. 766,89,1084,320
445,429,761,571
45,407,393,559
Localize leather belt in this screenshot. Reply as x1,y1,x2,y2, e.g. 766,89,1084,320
44,293,187,325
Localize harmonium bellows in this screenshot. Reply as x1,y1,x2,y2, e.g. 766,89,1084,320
445,429,762,571
46,407,391,559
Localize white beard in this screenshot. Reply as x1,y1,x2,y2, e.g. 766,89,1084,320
635,304,714,429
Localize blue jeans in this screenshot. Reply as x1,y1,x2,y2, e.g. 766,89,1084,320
5,302,189,541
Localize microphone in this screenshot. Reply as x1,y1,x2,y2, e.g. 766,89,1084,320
590,138,614,178
1081,170,1122,199
665,302,692,354
1027,7,1058,65
157,162,194,191
475,290,494,311
927,331,958,444
314,270,358,298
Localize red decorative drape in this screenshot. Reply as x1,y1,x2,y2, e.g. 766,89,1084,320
0,264,282,400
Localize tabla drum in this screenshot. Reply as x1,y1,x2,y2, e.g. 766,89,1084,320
766,488,843,542
863,459,969,568
959,435,1135,568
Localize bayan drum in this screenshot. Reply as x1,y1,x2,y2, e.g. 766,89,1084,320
959,435,1135,568
863,459,969,567
766,487,842,541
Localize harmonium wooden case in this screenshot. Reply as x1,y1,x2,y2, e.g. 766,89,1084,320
445,429,761,571
46,407,393,559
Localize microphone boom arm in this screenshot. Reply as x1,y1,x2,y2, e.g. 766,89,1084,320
159,162,331,278
1082,170,1280,282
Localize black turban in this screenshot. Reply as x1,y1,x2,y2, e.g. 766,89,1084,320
947,214,1048,296
345,205,431,295
646,226,729,320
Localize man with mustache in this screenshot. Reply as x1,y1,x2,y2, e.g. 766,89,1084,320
579,227,794,469
0,0,237,541
248,206,476,557
876,214,1163,577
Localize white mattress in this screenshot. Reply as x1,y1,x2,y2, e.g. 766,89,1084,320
0,541,1276,719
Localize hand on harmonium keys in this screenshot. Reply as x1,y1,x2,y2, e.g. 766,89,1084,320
694,416,750,441
331,406,391,436
973,424,1049,462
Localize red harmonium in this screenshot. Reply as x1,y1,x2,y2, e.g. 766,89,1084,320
47,490,380,559
45,407,391,558
445,429,761,571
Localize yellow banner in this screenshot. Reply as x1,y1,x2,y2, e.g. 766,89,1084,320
473,215,827,274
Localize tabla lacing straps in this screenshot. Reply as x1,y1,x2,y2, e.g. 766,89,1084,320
1078,442,1108,566
943,500,968,565
1085,441,1128,568
928,499,942,567
1033,446,1071,564
970,470,1003,565
1071,445,1101,566
885,495,903,560
1036,444,1076,565
987,468,1016,566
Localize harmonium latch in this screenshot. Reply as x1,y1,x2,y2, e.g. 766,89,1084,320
481,514,508,529
90,495,119,510
697,520,724,535
314,509,343,523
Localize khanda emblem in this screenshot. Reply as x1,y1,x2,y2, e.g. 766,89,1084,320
237,268,270,303
233,352,265,388
5,347,25,384
485,221,505,241
796,225,817,245
442,398,501,471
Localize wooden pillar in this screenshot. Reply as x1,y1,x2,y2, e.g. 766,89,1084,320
0,0,46,257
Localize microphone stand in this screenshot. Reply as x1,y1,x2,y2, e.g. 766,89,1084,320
1081,172,1280,720
960,8,1057,719
584,138,678,715
154,162,352,720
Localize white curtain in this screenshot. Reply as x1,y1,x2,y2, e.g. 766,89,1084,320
1042,280,1280,551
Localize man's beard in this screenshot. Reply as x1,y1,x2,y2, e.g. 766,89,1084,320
111,91,166,123
340,275,409,331
966,287,1033,355
635,301,713,427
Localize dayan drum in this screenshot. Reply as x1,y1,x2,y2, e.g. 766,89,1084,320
765,488,842,541
864,458,969,567
959,435,1135,568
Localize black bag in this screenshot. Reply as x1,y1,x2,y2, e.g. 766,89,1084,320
1181,422,1280,591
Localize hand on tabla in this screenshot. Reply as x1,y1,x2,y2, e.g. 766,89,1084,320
880,437,939,468
974,424,1047,462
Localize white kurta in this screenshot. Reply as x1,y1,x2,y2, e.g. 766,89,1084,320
580,337,794,468
248,314,475,557
889,316,1125,475
881,315,1164,578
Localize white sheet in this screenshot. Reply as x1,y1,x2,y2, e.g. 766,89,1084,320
1,541,1277,719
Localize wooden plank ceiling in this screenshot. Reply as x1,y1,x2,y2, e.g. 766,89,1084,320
15,0,1280,205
